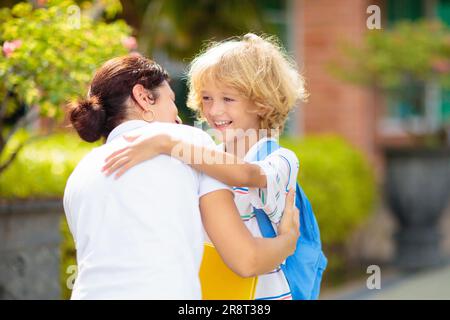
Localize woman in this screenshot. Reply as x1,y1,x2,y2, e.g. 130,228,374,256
64,53,299,299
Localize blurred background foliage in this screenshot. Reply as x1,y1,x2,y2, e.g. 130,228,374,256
0,131,100,198
0,0,131,174
131,0,268,60
330,19,450,90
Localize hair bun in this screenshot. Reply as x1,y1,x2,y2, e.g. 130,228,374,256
69,95,106,142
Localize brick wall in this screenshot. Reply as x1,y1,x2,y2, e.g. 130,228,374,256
293,0,385,172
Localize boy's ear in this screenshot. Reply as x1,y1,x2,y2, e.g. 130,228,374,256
252,103,270,119
256,106,269,117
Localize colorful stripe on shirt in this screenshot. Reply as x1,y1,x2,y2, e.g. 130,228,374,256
233,187,249,195
240,213,256,221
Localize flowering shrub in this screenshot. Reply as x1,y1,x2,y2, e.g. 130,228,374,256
0,0,133,173
330,20,450,90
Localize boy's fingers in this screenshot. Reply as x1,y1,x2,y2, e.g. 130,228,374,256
286,188,296,209
104,147,129,163
293,207,300,230
115,161,133,179
105,157,130,176
285,188,299,231
103,156,120,172
280,188,295,223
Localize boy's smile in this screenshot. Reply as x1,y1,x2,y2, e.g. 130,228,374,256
213,119,233,130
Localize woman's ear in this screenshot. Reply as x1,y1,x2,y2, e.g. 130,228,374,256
132,84,155,111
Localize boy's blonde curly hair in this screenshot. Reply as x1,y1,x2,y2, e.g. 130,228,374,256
187,33,308,132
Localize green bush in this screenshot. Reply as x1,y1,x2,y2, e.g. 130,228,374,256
0,132,98,198
0,0,131,176
0,0,130,119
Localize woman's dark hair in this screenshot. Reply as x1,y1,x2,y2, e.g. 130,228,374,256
69,54,169,142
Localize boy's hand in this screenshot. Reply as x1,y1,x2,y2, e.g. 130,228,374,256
102,134,173,178
277,188,300,254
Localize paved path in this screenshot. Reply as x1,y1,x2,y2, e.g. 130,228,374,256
321,262,450,300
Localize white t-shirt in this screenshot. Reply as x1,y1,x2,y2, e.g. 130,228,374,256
227,137,300,300
63,120,228,300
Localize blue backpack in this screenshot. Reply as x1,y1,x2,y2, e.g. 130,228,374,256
252,139,327,300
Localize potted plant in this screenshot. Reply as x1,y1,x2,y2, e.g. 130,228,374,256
331,20,450,271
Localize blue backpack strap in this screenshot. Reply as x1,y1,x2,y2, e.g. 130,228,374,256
255,139,280,162
254,209,276,238
252,139,281,239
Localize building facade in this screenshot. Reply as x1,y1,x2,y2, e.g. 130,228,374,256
292,0,450,173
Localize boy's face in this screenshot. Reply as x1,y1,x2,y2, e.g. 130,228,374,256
201,82,260,144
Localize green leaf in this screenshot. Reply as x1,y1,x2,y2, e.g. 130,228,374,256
11,2,32,18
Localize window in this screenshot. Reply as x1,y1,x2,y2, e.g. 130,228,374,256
385,0,426,128
385,0,450,131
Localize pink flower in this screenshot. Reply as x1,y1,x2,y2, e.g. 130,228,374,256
2,40,22,58
122,36,138,51
431,58,450,74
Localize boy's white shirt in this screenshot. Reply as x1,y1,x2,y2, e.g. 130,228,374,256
216,137,300,300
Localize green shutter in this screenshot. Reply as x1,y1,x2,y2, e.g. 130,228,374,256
387,0,424,26
437,0,450,121
386,0,432,121
441,90,450,121
437,0,450,24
